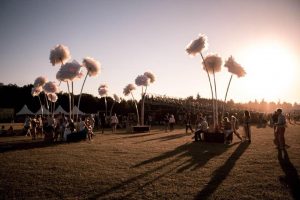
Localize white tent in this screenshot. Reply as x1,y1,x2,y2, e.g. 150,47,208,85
54,105,68,115
16,105,34,115
72,106,85,115
35,105,50,115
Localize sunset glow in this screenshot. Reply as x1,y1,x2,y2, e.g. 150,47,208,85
238,42,297,101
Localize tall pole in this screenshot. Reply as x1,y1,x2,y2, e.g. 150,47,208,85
200,53,215,130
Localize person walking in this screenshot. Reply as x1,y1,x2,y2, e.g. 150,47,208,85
231,115,242,141
243,110,251,143
275,108,287,150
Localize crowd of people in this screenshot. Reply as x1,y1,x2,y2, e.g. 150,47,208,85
16,107,292,149
22,113,96,142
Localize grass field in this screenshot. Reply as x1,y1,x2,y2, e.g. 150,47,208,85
0,125,300,199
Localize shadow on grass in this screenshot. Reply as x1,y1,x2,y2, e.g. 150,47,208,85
278,149,300,200
136,132,187,143
0,139,65,153
89,141,239,199
195,142,250,200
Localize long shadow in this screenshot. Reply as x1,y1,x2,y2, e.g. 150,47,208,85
136,132,187,144
195,142,250,199
90,142,234,199
0,139,65,153
88,154,184,199
278,149,300,200
120,131,163,139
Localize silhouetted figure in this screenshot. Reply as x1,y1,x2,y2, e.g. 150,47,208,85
243,110,251,143
164,113,170,132
272,110,279,147
275,108,287,150
184,112,193,134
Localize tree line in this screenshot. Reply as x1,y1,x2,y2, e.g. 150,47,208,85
0,83,299,122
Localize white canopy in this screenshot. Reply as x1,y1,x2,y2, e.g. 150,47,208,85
54,105,68,115
35,105,50,115
16,105,34,115
72,106,85,115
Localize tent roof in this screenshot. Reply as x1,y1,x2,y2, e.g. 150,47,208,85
72,106,85,115
16,105,34,115
35,105,50,115
54,105,68,115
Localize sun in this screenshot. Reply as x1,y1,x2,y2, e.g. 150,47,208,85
237,42,297,102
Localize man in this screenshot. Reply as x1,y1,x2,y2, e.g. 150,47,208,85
194,117,208,142
275,108,287,150
272,110,279,146
185,112,194,134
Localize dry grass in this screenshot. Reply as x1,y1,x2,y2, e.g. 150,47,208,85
0,125,300,200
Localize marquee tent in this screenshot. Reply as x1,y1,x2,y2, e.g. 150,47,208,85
72,106,85,115
54,105,68,115
16,105,34,115
35,105,50,115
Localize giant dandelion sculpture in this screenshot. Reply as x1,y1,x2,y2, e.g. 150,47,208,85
56,60,83,119
43,81,60,116
47,93,58,116
123,83,140,125
186,34,217,129
78,57,101,119
202,54,222,127
98,84,109,117
223,56,246,117
32,76,48,116
135,71,155,126
110,94,121,118
49,44,71,66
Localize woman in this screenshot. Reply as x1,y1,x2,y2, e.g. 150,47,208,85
243,110,251,143
110,113,119,133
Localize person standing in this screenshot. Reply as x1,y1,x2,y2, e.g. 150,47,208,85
184,112,194,134
223,117,233,144
110,113,119,133
169,114,176,131
31,116,38,140
24,116,32,137
36,115,43,138
243,110,251,143
164,113,170,132
275,108,287,150
271,110,279,147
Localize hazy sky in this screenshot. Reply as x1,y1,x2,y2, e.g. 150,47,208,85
1,0,300,103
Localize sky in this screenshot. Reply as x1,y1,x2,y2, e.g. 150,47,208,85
0,0,300,104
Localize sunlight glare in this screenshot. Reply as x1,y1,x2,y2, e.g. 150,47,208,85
238,42,297,101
